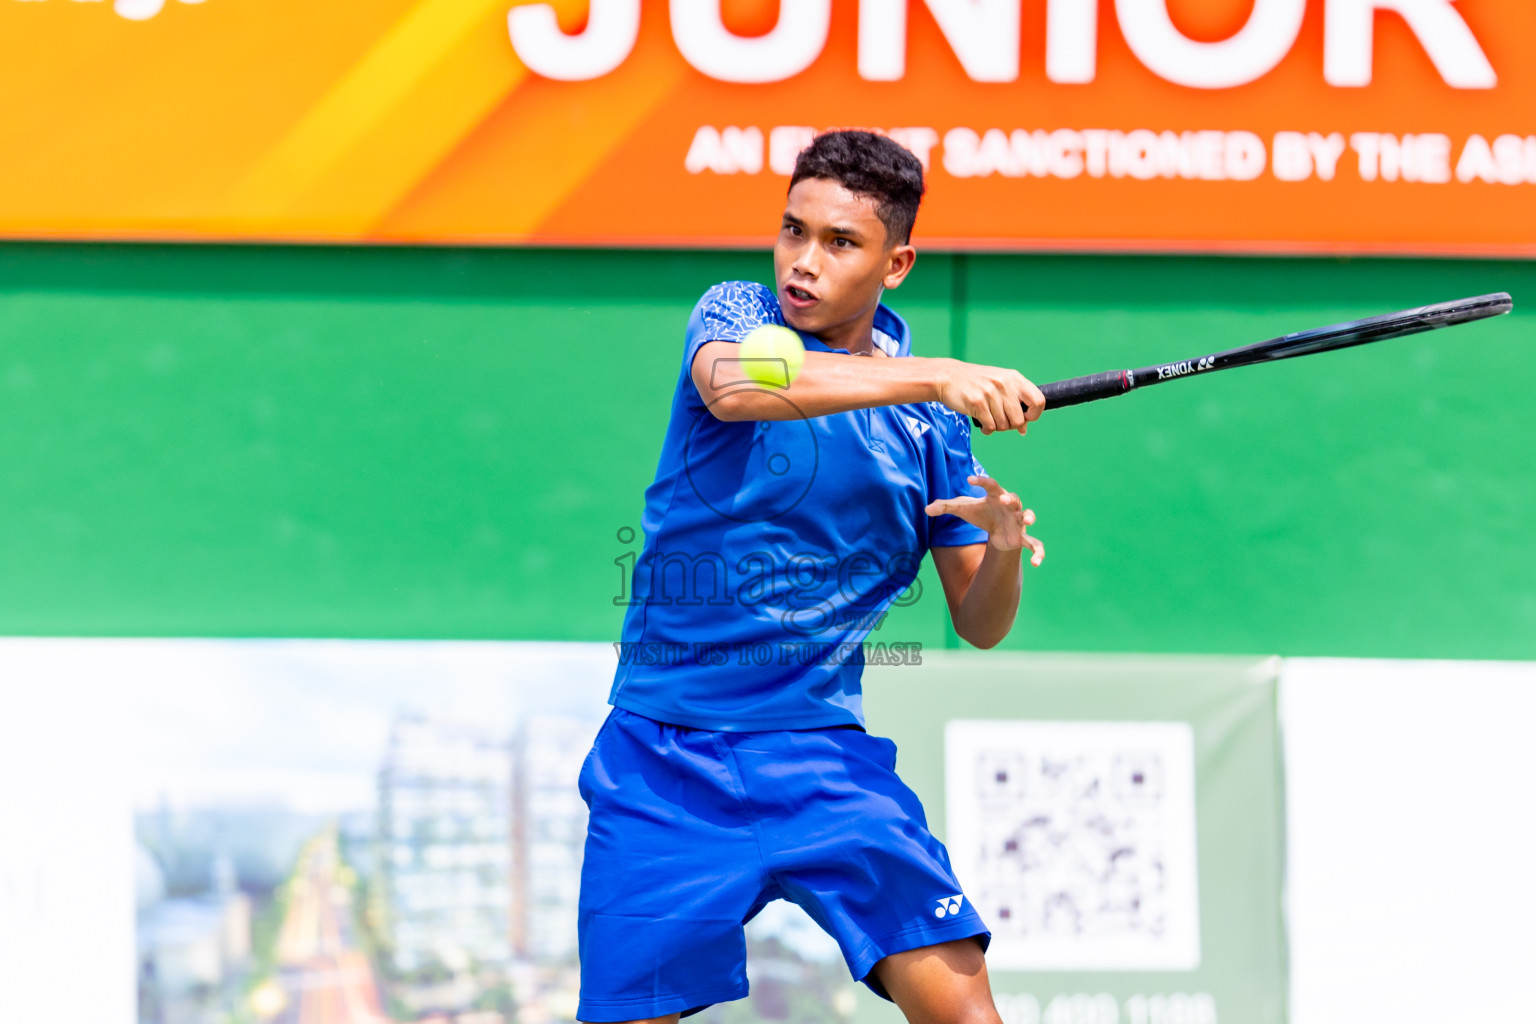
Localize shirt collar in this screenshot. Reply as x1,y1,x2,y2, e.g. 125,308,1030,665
799,303,913,358
872,303,912,357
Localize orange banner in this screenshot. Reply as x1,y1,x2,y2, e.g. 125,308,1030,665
3,0,1534,253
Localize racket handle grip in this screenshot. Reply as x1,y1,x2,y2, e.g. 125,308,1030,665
1040,370,1131,409
968,370,1130,427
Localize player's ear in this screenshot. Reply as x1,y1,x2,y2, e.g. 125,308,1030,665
883,243,916,290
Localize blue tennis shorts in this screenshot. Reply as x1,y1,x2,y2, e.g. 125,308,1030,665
576,708,989,1022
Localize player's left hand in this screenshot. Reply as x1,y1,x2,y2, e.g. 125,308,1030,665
925,476,1044,566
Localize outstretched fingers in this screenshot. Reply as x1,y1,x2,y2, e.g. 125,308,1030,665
969,476,1019,510
970,475,1003,497
925,495,983,517
1022,523,1045,567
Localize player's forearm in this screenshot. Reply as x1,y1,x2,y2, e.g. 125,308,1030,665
951,544,1022,650
694,343,948,420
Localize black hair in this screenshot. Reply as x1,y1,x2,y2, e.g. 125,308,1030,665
789,130,925,246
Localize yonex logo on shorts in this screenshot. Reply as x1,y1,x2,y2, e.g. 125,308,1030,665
934,894,965,918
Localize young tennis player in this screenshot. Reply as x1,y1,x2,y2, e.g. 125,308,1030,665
580,130,1046,1024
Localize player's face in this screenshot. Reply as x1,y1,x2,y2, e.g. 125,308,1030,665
774,178,916,344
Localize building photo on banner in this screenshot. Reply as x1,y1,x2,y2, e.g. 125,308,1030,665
0,2,1533,1024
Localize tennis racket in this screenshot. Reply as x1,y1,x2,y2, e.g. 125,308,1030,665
988,292,1512,421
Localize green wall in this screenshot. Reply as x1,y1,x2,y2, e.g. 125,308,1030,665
0,243,1530,657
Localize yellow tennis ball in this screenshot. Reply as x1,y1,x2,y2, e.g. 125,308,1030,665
739,324,806,387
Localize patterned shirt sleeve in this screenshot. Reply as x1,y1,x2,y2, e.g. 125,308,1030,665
694,281,784,344
929,405,991,549
680,281,785,411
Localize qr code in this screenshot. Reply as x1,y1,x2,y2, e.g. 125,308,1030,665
944,721,1201,971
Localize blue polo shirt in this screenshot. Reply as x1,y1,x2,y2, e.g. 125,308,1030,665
609,281,989,731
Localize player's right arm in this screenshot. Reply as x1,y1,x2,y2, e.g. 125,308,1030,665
692,343,1045,435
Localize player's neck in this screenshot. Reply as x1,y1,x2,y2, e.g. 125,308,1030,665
814,306,883,357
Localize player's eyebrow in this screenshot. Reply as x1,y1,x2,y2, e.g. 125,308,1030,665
783,212,864,240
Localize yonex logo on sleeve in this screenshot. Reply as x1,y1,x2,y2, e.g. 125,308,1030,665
934,894,965,918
